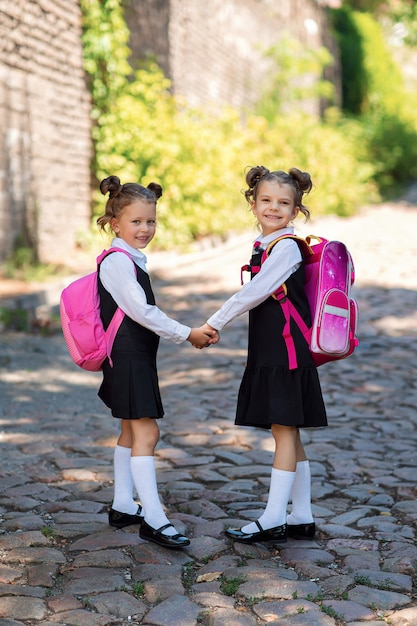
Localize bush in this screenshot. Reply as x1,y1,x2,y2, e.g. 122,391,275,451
96,66,254,247
359,108,417,194
80,1,402,251
330,7,404,115
255,35,334,121
330,6,417,194
244,110,377,217
96,64,374,247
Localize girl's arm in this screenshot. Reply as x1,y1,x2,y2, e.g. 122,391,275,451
100,252,191,344
207,238,302,331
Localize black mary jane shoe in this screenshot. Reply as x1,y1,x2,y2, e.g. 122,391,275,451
287,522,316,540
108,506,144,529
139,521,190,549
225,520,287,544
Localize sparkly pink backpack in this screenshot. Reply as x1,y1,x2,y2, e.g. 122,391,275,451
60,248,135,371
243,235,359,369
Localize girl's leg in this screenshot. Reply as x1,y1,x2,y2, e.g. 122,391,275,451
129,418,181,537
111,420,137,515
240,425,297,533
287,430,314,526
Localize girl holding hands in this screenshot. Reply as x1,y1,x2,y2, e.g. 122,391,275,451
97,176,217,549
205,166,327,544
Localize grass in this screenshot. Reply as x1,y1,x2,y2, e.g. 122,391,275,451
220,575,246,596
182,562,195,592
40,526,56,539
0,307,30,332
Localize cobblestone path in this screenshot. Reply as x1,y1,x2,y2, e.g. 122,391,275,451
0,200,417,625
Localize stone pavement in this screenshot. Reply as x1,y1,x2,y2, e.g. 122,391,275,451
0,199,417,626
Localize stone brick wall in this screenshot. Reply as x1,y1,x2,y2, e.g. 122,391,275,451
124,0,339,111
0,0,91,265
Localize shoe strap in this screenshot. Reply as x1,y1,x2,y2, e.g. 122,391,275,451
156,523,174,532
255,520,264,532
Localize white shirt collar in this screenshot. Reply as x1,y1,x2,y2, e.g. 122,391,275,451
111,237,148,268
253,226,295,247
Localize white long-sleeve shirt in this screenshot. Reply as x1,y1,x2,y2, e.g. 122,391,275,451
99,238,191,344
207,227,302,331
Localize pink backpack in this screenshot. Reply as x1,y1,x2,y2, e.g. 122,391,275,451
242,235,359,369
60,248,135,371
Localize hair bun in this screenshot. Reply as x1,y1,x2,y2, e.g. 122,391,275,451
147,182,163,200
100,175,122,197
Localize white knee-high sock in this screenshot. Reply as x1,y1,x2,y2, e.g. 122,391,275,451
287,460,314,525
112,445,138,514
130,456,177,536
241,468,295,533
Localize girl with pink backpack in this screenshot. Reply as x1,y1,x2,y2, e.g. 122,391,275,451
204,166,329,544
96,176,218,549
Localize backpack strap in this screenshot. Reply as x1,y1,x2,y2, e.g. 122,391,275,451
241,241,262,285
96,246,134,267
97,248,137,366
263,235,315,370
241,234,317,370
262,234,312,298
264,234,315,267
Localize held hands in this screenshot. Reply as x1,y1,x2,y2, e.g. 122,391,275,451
187,324,220,349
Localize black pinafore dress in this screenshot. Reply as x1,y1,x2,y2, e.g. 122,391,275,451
97,263,164,420
235,242,327,430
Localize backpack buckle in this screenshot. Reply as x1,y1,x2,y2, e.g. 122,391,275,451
273,284,287,302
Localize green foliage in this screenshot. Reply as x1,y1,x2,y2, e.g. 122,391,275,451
98,64,371,244
344,1,417,47
79,1,253,248
0,308,29,332
1,241,63,282
132,581,145,596
95,61,256,247
386,0,417,46
331,6,417,193
220,575,246,596
243,110,377,216
353,11,404,114
41,526,57,539
331,7,404,115
331,7,368,114
321,604,345,620
342,0,386,12
79,1,413,252
360,107,417,193
255,35,335,121
80,0,130,113
80,0,131,179
182,562,195,591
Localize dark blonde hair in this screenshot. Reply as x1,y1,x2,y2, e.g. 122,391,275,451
244,166,312,220
97,175,163,232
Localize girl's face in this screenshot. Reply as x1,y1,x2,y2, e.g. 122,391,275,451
110,199,157,249
251,180,299,236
